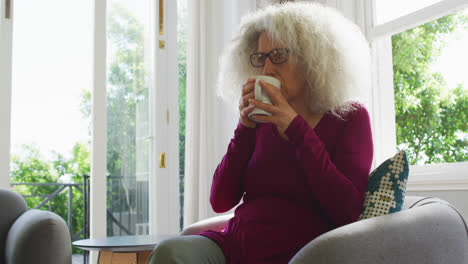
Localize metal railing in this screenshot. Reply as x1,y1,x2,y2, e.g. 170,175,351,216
82,174,148,238
11,182,85,241
12,172,185,263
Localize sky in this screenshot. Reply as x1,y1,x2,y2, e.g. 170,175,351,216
11,0,93,159
10,0,467,161
10,0,149,159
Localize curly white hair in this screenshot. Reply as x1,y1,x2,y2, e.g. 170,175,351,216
216,2,371,117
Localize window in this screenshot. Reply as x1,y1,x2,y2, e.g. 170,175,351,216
367,0,468,190
177,0,187,231
392,10,468,165
10,0,92,244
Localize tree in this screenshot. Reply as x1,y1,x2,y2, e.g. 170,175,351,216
177,0,188,230
392,13,468,165
11,142,90,253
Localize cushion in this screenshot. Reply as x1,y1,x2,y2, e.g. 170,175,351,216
359,150,409,220
0,188,28,263
5,209,72,264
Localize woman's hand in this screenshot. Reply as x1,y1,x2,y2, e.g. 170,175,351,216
238,79,257,128
249,80,297,134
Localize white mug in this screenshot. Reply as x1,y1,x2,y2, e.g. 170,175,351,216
248,75,281,122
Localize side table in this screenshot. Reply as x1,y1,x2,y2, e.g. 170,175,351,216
73,235,175,264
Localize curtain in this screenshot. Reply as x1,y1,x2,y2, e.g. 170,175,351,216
183,0,369,227
184,0,256,227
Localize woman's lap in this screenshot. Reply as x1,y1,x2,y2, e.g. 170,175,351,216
147,235,226,264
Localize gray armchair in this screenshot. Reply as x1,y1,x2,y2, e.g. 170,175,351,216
181,196,468,263
0,187,72,264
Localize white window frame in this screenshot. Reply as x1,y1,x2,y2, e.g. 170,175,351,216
149,0,180,235
0,0,13,188
365,0,468,191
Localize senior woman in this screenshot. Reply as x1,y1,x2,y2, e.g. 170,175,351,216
148,2,373,264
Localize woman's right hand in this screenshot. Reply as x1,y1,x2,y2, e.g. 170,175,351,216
239,79,257,128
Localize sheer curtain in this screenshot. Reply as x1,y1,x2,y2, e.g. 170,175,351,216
183,0,256,227
183,0,370,227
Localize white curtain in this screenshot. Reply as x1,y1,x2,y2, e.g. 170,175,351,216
184,0,256,227
183,0,370,227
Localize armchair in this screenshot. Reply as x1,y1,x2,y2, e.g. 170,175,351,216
181,196,468,263
0,188,72,264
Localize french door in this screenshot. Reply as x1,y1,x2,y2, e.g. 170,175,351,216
0,0,180,243
100,0,179,237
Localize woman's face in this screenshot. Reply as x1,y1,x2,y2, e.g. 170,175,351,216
257,31,307,108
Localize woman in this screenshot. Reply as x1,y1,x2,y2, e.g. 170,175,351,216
148,2,373,264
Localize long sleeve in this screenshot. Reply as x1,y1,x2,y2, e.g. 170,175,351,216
210,121,257,213
284,106,373,227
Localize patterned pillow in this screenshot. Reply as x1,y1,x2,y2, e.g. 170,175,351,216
359,150,409,220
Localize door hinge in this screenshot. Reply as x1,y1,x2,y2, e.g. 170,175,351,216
159,0,164,35
159,152,166,168
5,0,11,19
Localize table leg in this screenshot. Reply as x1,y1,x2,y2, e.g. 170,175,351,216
137,251,152,264
97,251,152,264
111,252,137,264
98,252,113,264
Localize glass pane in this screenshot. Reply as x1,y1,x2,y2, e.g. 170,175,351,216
177,0,187,232
375,0,444,25
106,0,151,236
392,9,468,165
10,0,92,249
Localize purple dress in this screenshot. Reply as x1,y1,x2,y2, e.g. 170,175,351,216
200,105,373,264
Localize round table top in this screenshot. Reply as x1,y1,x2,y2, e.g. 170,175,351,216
72,235,175,252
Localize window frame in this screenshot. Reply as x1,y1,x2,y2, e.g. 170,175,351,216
0,0,13,188
365,0,468,191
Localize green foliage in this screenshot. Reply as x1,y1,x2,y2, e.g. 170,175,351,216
11,142,90,253
178,2,187,180
106,3,147,177
392,13,468,165
11,145,61,206
177,1,187,231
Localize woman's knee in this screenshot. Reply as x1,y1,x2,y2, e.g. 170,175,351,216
147,236,225,264
147,239,184,263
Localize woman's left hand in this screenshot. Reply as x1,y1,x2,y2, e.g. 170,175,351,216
249,80,298,134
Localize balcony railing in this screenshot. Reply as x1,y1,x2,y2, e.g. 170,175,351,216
11,182,85,241
12,175,149,264
12,172,185,263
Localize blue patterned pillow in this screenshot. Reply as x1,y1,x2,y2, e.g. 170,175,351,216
359,150,409,220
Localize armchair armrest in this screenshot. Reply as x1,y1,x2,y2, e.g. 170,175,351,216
290,202,468,264
5,209,72,264
181,213,234,236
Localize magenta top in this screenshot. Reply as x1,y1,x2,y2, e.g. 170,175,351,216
200,105,373,264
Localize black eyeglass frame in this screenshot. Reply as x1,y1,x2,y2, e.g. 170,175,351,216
249,48,290,67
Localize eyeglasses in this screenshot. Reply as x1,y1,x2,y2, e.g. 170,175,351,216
250,48,290,67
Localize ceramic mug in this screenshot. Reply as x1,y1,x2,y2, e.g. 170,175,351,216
248,75,281,122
